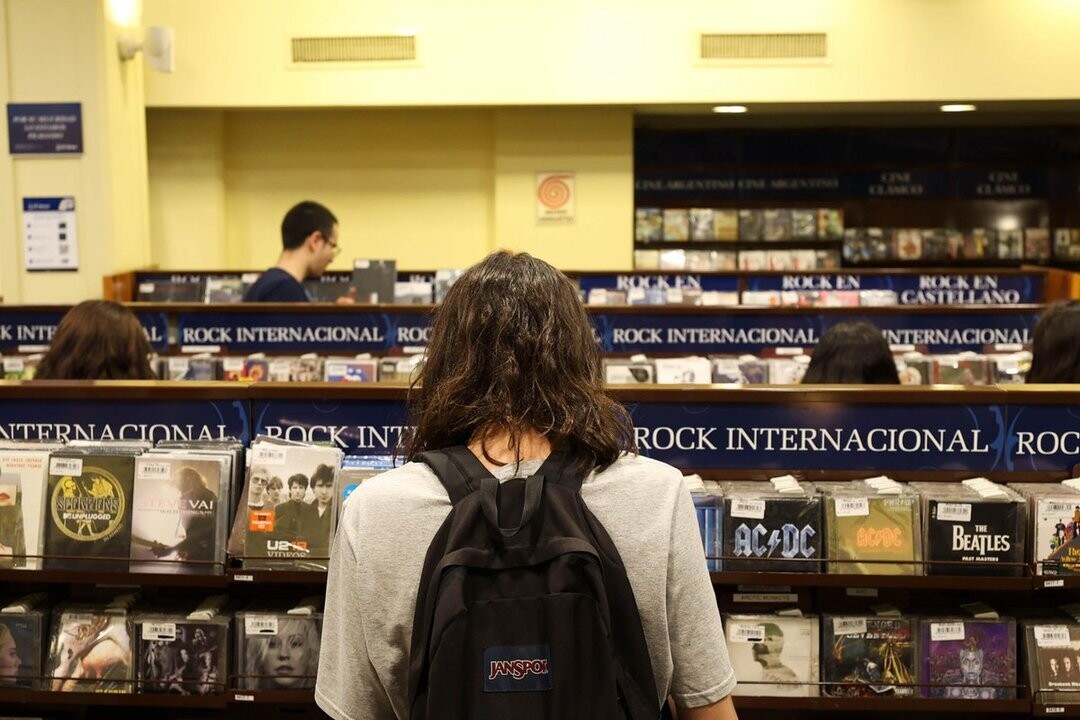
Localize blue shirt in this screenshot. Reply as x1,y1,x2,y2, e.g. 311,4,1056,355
243,268,310,302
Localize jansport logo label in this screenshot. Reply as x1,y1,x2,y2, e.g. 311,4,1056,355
488,658,549,681
483,645,553,693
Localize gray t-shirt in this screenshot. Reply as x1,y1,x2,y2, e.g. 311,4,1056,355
315,452,735,720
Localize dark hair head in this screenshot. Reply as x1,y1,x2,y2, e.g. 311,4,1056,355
287,474,309,490
281,201,337,251
404,251,634,475
1027,300,1080,383
310,464,335,487
802,321,900,385
35,300,155,380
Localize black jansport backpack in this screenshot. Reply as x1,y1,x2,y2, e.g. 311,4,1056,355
407,446,669,720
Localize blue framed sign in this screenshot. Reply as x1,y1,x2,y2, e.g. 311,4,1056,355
0,311,169,352
176,311,431,352
577,274,741,295
743,273,1043,305
7,103,82,154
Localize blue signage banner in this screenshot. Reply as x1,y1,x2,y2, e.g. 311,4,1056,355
577,274,741,295
0,399,249,445
0,311,169,352
176,311,431,352
252,398,409,454
743,273,1043,305
7,103,82,154
627,401,1007,472
247,395,1080,474
591,310,1038,353
634,176,739,200
848,169,948,198
953,169,1048,198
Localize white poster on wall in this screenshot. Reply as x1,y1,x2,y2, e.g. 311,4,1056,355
22,196,79,271
536,172,575,224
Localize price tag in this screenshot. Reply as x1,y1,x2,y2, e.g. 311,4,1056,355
1035,626,1071,648
937,503,972,523
139,283,155,294
1045,502,1076,515
1044,579,1066,589
222,358,244,372
137,462,172,481
65,613,95,624
245,615,278,636
233,574,254,583
142,622,177,641
833,617,868,636
733,593,798,604
775,347,805,356
252,447,287,466
167,357,190,372
729,622,765,642
846,587,878,598
1046,706,1066,714
931,622,966,642
730,499,766,520
50,457,83,477
834,497,869,517
2,358,25,372
234,693,255,702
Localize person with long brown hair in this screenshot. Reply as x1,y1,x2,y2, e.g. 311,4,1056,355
34,300,155,380
1027,300,1080,383
317,251,737,720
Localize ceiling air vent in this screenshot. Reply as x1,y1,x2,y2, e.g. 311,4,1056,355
291,35,417,64
699,32,827,61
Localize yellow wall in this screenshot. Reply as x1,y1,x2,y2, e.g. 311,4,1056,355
1,0,150,304
143,0,1080,108
145,106,633,272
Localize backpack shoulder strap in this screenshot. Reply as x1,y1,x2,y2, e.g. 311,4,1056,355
416,446,494,505
535,446,589,493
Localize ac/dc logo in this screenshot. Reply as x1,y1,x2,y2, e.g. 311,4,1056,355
488,658,550,681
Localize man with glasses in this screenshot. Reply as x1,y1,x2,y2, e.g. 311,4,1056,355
243,200,354,303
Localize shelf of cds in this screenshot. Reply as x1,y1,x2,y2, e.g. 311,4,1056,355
1,382,1080,717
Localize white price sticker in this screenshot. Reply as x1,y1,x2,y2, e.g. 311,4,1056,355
833,618,868,636
137,462,172,481
252,447,287,466
233,574,254,583
1046,502,1076,515
222,358,244,372
937,503,972,523
846,587,879,598
245,615,279,636
142,622,177,641
733,593,798,604
1046,707,1066,714
2,358,24,372
730,623,765,642
139,283,155,294
167,357,190,372
65,613,95,624
931,622,966,642
1045,579,1066,589
50,457,83,477
1035,626,1071,648
730,499,767,520
234,693,255,702
834,497,870,517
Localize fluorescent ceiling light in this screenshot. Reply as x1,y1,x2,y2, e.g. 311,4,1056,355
712,105,748,114
940,103,977,113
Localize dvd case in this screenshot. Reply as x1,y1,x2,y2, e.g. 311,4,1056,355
722,484,823,573
0,607,45,689
919,618,1016,699
46,608,132,693
135,615,229,695
725,614,819,697
823,615,918,697
0,450,49,569
236,611,321,690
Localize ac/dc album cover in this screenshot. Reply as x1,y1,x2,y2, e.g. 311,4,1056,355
722,492,823,573
827,494,919,575
130,456,228,575
236,613,322,691
925,498,1026,576
0,450,49,570
919,618,1016,699
0,610,44,689
823,616,918,697
135,617,228,695
724,614,819,697
46,609,132,693
43,452,137,572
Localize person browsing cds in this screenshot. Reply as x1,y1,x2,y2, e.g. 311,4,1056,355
316,251,738,720
243,200,355,304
